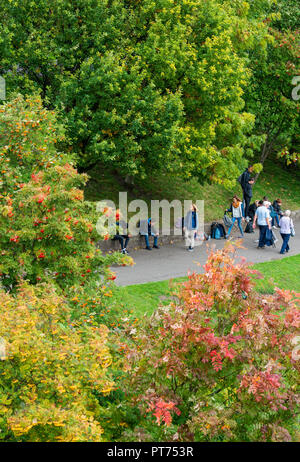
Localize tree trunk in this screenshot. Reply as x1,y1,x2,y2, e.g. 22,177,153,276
254,136,275,182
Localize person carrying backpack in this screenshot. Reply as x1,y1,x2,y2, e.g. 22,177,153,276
184,204,199,252
279,210,294,254
225,195,245,238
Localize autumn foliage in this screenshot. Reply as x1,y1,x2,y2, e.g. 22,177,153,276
122,243,300,442
0,282,115,441
0,95,130,290
0,95,299,442
0,95,132,442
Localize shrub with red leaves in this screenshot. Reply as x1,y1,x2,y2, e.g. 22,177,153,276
123,243,299,442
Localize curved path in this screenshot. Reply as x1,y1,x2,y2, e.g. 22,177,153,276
113,220,300,286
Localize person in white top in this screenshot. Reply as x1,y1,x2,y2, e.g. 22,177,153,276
225,195,245,238
279,210,294,255
253,200,271,248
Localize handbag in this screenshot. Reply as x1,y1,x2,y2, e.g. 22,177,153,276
291,225,295,237
290,218,295,237
223,212,233,228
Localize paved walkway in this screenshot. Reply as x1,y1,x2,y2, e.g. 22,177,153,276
113,220,300,286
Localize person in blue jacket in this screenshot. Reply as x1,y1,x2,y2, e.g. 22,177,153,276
225,195,245,238
139,218,159,250
183,204,199,251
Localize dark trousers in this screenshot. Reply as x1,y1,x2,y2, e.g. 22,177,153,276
145,234,158,248
112,234,129,250
258,225,268,248
243,193,251,218
280,233,290,254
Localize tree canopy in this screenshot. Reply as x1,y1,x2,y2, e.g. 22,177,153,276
1,0,285,185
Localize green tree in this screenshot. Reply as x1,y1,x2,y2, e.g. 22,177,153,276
244,0,300,174
1,0,273,186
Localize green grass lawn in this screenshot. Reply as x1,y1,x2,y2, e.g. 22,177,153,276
113,254,300,317
85,156,300,223
253,254,300,294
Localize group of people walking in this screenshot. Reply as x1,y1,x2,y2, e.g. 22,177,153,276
237,165,295,254
110,164,295,256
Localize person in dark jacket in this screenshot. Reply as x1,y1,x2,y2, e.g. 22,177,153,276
240,164,253,188
112,209,131,254
240,166,254,216
243,177,254,219
272,198,283,228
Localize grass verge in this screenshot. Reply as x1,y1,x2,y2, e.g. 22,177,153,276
112,254,300,317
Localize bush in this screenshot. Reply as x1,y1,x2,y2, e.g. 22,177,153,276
122,243,300,442
0,282,115,441
0,95,131,290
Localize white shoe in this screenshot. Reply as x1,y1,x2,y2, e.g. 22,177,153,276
273,226,278,229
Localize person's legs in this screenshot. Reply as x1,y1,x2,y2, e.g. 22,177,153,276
272,214,279,227
280,233,290,254
122,235,130,249
237,218,244,236
284,235,290,251
145,234,151,249
227,218,236,237
244,195,250,217
286,234,290,251
280,233,286,253
153,236,159,248
258,225,267,248
119,235,129,253
113,235,124,250
190,230,195,249
185,229,191,247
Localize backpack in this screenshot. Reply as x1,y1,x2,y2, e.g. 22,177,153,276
237,173,244,185
214,227,221,239
211,222,226,239
244,221,254,233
